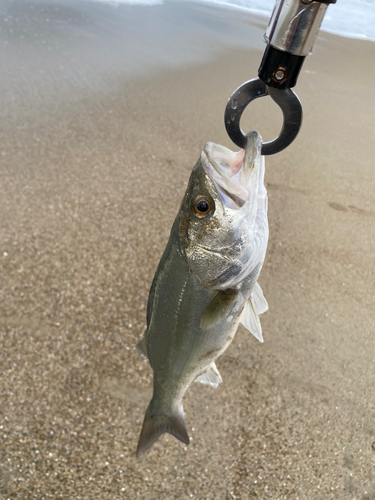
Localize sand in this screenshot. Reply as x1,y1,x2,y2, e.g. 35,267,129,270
0,0,374,498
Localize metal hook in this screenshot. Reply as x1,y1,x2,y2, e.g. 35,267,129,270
224,78,303,155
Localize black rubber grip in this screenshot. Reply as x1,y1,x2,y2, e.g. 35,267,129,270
258,45,305,90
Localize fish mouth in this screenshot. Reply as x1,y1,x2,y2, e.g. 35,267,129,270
201,131,262,210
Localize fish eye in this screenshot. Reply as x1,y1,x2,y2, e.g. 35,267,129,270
191,195,214,219
197,200,208,212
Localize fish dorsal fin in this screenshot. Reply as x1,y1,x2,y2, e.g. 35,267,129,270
200,289,238,329
252,282,268,315
240,298,264,343
195,362,222,388
136,336,148,359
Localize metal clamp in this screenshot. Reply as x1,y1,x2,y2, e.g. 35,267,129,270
224,78,302,155
224,0,336,153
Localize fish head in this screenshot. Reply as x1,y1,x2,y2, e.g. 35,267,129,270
179,131,268,290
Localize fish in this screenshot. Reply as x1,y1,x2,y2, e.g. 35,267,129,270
136,130,269,458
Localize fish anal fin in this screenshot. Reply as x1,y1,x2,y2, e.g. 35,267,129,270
200,289,238,329
252,282,268,315
240,298,264,343
195,362,222,388
136,336,148,359
136,403,189,458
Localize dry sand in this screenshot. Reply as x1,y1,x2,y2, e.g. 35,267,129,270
0,0,374,499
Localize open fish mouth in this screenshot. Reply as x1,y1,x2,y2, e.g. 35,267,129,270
201,131,262,210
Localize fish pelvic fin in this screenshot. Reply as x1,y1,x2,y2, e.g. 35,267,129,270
136,401,189,458
252,282,268,315
240,297,264,343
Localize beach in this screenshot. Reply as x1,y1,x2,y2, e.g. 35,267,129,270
0,0,374,498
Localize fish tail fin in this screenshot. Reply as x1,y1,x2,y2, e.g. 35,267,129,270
136,400,189,458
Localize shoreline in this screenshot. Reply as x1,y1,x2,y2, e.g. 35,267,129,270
86,0,375,43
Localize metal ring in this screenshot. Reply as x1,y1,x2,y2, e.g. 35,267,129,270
224,78,303,155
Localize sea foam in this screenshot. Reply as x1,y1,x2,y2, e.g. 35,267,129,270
90,0,375,42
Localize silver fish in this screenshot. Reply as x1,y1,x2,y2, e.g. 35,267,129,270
136,131,269,457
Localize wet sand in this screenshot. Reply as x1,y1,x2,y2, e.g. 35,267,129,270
0,1,374,498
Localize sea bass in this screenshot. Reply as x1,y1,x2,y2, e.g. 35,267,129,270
136,131,269,457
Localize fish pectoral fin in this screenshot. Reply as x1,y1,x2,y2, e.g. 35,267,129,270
194,362,223,388
136,403,189,458
136,336,148,360
240,298,264,343
252,282,268,315
200,289,238,329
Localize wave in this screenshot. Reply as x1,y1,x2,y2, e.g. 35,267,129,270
89,0,375,42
